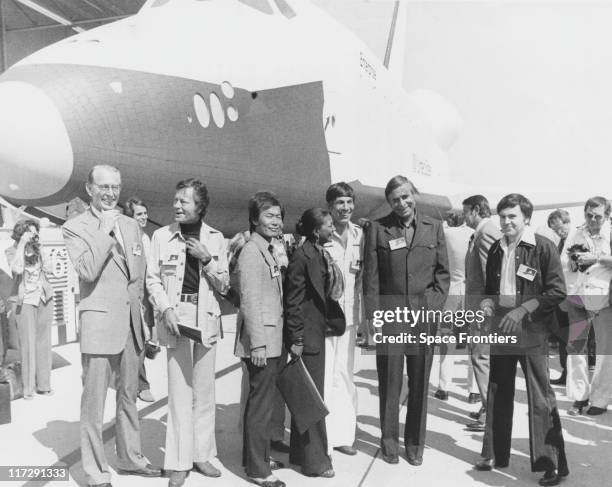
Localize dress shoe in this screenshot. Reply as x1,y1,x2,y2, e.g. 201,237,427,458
469,407,486,420
305,468,334,478
249,474,286,487
550,373,566,386
193,461,221,477
270,439,290,453
269,460,284,470
538,469,562,486
89,484,112,487
567,400,589,416
167,470,189,487
118,464,162,477
36,389,54,396
407,455,423,466
334,445,357,456
474,458,493,471
381,452,399,464
434,389,448,400
466,420,485,432
138,389,155,402
474,458,508,471
586,406,607,416
468,393,481,404
23,394,34,400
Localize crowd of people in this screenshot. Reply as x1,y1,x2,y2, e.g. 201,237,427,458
2,163,612,487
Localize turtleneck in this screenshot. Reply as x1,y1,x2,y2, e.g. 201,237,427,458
180,220,202,294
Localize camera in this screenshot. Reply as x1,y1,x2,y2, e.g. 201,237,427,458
567,243,592,272
24,235,41,266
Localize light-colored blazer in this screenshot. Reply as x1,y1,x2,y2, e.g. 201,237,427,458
234,232,284,359
62,209,146,355
146,221,229,348
464,217,501,310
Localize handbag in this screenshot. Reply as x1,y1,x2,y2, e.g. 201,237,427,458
277,358,328,434
1,362,23,400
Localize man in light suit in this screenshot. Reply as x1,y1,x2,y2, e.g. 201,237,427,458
462,195,502,431
147,178,229,487
63,165,160,487
363,175,450,466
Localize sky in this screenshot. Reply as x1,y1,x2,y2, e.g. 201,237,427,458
314,0,612,201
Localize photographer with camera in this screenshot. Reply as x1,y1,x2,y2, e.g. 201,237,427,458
562,197,612,416
4,219,54,400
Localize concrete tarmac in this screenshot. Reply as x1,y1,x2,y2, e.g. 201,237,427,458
2,320,610,486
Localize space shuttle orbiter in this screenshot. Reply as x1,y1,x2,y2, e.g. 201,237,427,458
0,0,468,233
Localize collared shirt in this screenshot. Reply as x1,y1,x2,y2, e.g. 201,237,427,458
323,221,364,327
498,226,537,308
562,223,612,310
146,220,229,347
392,211,417,249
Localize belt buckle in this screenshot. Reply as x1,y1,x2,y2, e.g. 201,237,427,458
191,294,198,305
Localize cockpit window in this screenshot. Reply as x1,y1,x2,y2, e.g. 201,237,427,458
227,106,239,122
193,94,210,128
238,0,273,15
209,93,225,128
221,81,235,99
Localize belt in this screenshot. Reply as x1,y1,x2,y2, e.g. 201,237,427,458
180,293,198,305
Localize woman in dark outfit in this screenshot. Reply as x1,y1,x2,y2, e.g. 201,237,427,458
284,208,344,478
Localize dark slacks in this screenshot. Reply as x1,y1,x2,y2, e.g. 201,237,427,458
289,352,332,475
482,348,568,473
376,347,434,459
242,356,281,478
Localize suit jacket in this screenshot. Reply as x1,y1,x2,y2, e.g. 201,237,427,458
284,240,345,354
63,209,146,355
464,218,502,310
234,232,284,358
363,211,450,318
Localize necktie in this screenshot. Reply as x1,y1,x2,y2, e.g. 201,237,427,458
558,237,566,254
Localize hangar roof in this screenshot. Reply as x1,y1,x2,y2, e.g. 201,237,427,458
1,0,146,33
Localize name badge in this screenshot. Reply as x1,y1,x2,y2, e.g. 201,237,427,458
351,260,362,271
164,254,179,265
271,265,280,278
517,264,537,281
132,243,142,256
389,237,407,250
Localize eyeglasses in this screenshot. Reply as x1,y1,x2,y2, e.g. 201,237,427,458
93,183,122,193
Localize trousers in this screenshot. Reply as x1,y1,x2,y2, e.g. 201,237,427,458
164,302,217,471
242,356,281,478
15,301,52,396
376,347,434,459
80,330,146,485
324,325,358,449
482,345,567,473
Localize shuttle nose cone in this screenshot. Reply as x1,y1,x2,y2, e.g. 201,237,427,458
0,81,73,200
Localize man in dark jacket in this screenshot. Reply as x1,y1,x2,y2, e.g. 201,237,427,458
474,194,568,487
363,175,449,466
